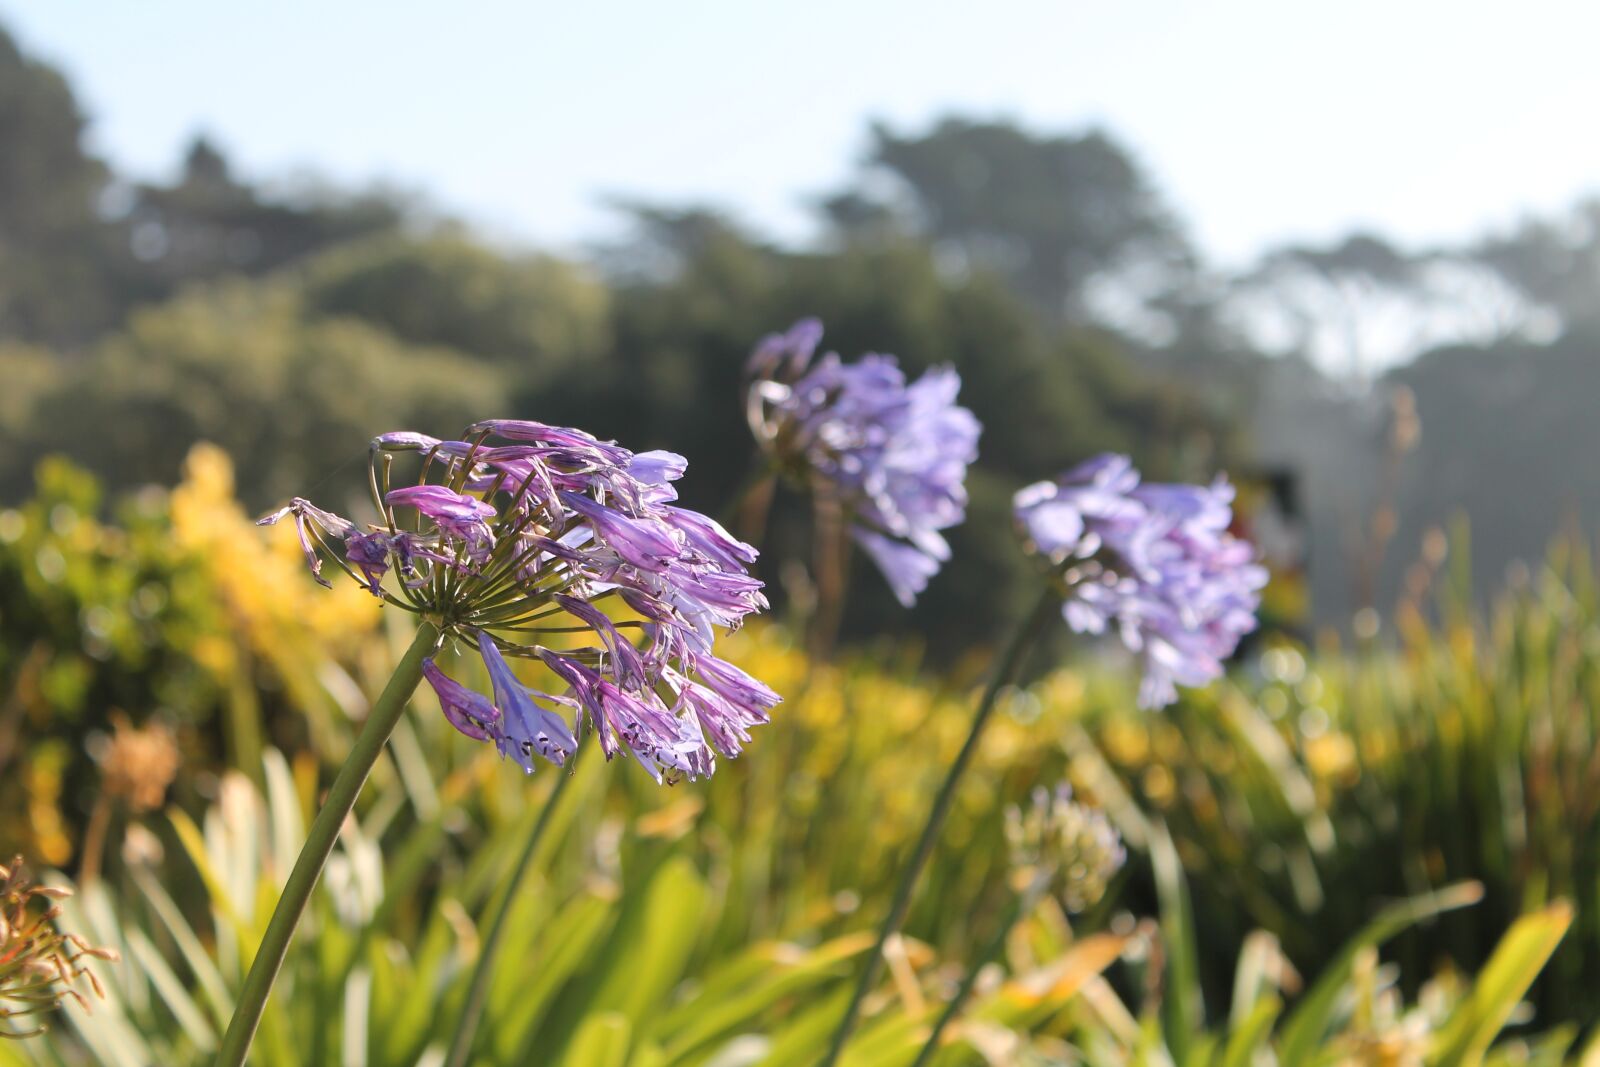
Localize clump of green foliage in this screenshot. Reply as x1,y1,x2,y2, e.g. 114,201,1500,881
1,467,1598,1058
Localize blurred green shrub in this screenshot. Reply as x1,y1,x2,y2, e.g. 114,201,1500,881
0,449,383,866
13,281,502,505
299,232,611,376
1,749,1580,1064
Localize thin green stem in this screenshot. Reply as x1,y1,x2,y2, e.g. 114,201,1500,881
215,621,440,1067
819,589,1058,1067
908,866,1056,1067
444,760,580,1067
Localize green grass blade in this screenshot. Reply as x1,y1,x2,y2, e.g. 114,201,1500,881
1149,820,1203,1060
1219,994,1280,1067
1430,900,1573,1067
557,1012,631,1067
1278,881,1484,1063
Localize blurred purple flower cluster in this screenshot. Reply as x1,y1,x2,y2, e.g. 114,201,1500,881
745,318,980,606
1014,453,1267,708
259,420,777,782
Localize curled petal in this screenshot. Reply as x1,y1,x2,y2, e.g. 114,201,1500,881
423,659,500,741
628,450,688,485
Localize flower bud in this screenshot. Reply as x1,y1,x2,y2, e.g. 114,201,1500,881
1005,786,1126,913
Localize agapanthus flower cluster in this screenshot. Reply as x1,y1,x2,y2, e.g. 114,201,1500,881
1004,786,1126,913
259,421,778,783
1,857,115,1038
1014,454,1267,709
744,319,981,606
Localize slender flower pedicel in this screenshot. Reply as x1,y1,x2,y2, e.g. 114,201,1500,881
223,420,777,1067
823,457,1262,1066
744,318,980,606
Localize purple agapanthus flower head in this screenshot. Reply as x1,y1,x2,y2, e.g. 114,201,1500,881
258,419,777,783
1014,454,1267,709
744,319,980,606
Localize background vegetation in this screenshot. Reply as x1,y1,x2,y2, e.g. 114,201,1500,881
1,451,1595,1061
10,22,1600,642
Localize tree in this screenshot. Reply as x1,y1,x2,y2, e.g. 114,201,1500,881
1468,198,1600,333
299,232,610,380
824,118,1195,327
1226,233,1536,381
19,280,502,506
0,24,120,346
122,134,405,295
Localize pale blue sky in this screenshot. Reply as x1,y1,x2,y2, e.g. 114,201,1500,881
5,1,1598,265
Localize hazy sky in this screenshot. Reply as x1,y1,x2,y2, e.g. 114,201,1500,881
6,1,1598,266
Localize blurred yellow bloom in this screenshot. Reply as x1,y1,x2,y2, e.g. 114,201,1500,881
169,444,380,677
1305,731,1358,784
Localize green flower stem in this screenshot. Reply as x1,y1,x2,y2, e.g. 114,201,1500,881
444,760,579,1067
820,588,1058,1067
908,866,1056,1067
216,620,440,1067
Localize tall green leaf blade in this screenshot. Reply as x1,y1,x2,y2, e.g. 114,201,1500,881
1219,994,1280,1067
1278,881,1484,1063
1430,900,1573,1066
491,890,620,1063
654,935,873,1060
588,857,708,1024
557,1012,631,1067
1150,820,1202,1060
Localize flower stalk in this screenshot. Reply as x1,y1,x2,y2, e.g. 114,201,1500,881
444,758,579,1067
819,588,1059,1066
216,620,440,1067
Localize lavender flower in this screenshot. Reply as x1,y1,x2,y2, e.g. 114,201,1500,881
259,419,776,782
1014,454,1267,708
745,319,980,606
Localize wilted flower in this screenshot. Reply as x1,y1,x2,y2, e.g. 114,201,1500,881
1014,454,1267,708
93,714,180,814
259,420,777,783
745,319,980,606
1005,786,1125,913
0,858,116,1037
